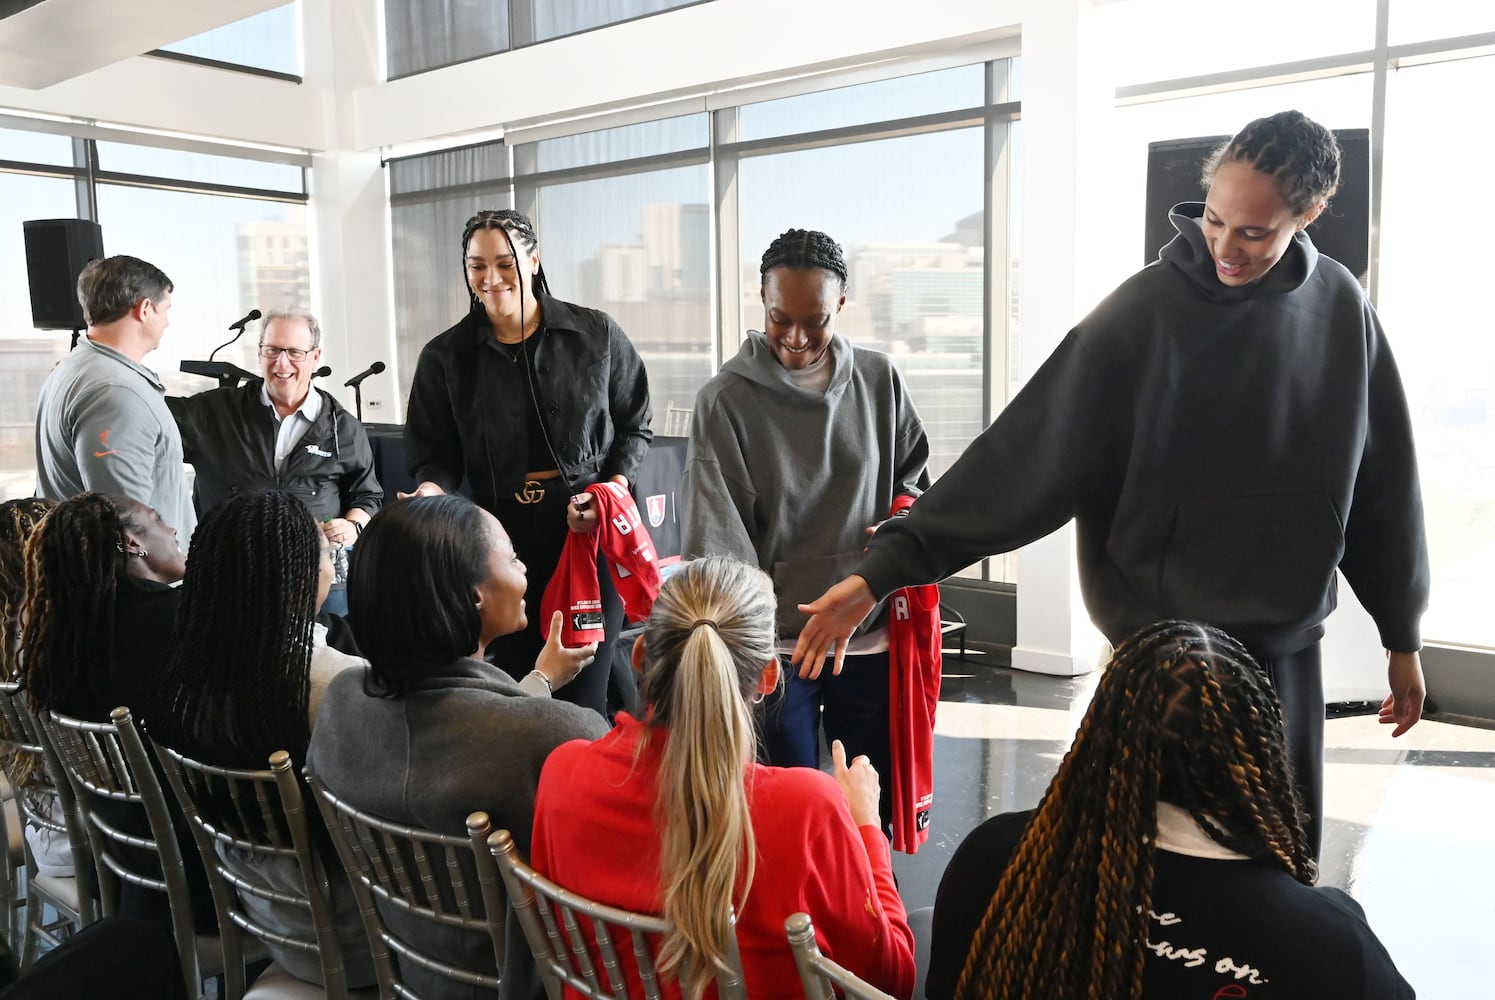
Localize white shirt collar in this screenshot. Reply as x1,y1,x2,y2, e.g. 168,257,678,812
260,381,323,425
1153,802,1250,860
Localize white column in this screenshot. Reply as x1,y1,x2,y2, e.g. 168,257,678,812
1009,0,1115,676
301,0,398,419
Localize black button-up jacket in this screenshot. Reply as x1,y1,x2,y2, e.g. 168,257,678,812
403,294,652,507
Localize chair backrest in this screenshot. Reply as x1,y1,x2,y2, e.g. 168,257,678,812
489,827,747,1000
39,706,206,998
784,912,895,1000
662,402,692,437
156,743,360,998
305,769,507,995
0,682,95,906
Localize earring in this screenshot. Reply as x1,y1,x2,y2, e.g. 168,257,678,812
134,547,148,559
750,692,765,705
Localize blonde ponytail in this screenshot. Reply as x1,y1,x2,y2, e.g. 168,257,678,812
638,557,777,999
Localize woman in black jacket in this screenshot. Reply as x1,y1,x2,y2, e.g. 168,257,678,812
402,209,651,717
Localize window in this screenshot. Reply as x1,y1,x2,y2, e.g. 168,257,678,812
383,0,717,78
533,0,710,42
384,0,509,79
94,185,310,398
1100,0,1376,88
154,3,302,78
0,128,311,500
391,60,1019,578
738,130,987,480
1379,55,1495,647
0,173,79,500
519,115,711,433
387,142,514,402
0,127,73,166
1388,0,1495,45
728,63,1017,581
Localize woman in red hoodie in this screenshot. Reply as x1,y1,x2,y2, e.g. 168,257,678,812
531,555,915,999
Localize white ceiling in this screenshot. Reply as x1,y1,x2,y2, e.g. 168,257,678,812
0,0,287,89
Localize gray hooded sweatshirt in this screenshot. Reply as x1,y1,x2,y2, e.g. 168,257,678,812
682,332,929,637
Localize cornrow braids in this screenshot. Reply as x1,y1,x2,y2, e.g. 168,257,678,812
953,620,1313,1000
17,493,130,717
152,492,319,767
1204,110,1341,216
460,208,553,313
0,498,55,680
759,228,848,290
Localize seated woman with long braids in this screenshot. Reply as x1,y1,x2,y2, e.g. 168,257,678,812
16,490,212,925
531,555,915,1000
308,494,606,1000
19,491,186,724
0,498,67,874
146,490,373,988
925,620,1414,1000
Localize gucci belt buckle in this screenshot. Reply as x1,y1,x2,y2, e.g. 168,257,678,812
515,479,546,504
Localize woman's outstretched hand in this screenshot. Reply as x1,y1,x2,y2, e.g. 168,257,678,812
536,610,598,690
792,575,876,680
831,739,881,830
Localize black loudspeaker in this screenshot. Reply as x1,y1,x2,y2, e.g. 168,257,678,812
23,219,105,330
1144,128,1370,283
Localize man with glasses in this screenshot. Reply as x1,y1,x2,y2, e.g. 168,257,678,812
168,310,381,610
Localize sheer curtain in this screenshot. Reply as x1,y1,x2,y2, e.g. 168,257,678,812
388,142,512,403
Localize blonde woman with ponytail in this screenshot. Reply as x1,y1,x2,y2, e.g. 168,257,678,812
532,556,915,999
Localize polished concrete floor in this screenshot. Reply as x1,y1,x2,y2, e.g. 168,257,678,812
892,648,1495,1000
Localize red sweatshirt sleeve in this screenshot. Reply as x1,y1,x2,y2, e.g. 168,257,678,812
801,801,916,999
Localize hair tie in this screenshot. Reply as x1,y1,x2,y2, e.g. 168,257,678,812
690,619,720,634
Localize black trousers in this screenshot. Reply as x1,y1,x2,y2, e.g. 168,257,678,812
1250,641,1326,859
485,484,623,720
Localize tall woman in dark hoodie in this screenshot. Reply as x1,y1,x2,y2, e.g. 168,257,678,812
795,110,1429,855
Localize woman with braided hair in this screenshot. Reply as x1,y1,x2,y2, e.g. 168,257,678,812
925,620,1413,1000
402,208,652,719
150,490,362,763
146,489,374,988
18,491,185,723
798,110,1429,855
0,498,54,682
682,228,930,834
532,555,914,999
0,498,65,874
16,491,209,925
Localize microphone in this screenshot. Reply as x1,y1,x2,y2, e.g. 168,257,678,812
209,308,262,362
314,365,332,379
343,361,386,389
227,309,262,331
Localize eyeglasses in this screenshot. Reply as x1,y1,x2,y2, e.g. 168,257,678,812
258,345,312,362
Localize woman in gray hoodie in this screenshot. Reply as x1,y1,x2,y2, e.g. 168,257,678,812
682,228,930,831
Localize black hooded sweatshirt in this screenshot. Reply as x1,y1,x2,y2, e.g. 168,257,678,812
857,203,1429,656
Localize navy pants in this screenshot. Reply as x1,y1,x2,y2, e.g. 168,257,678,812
758,651,893,833
1251,641,1326,859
